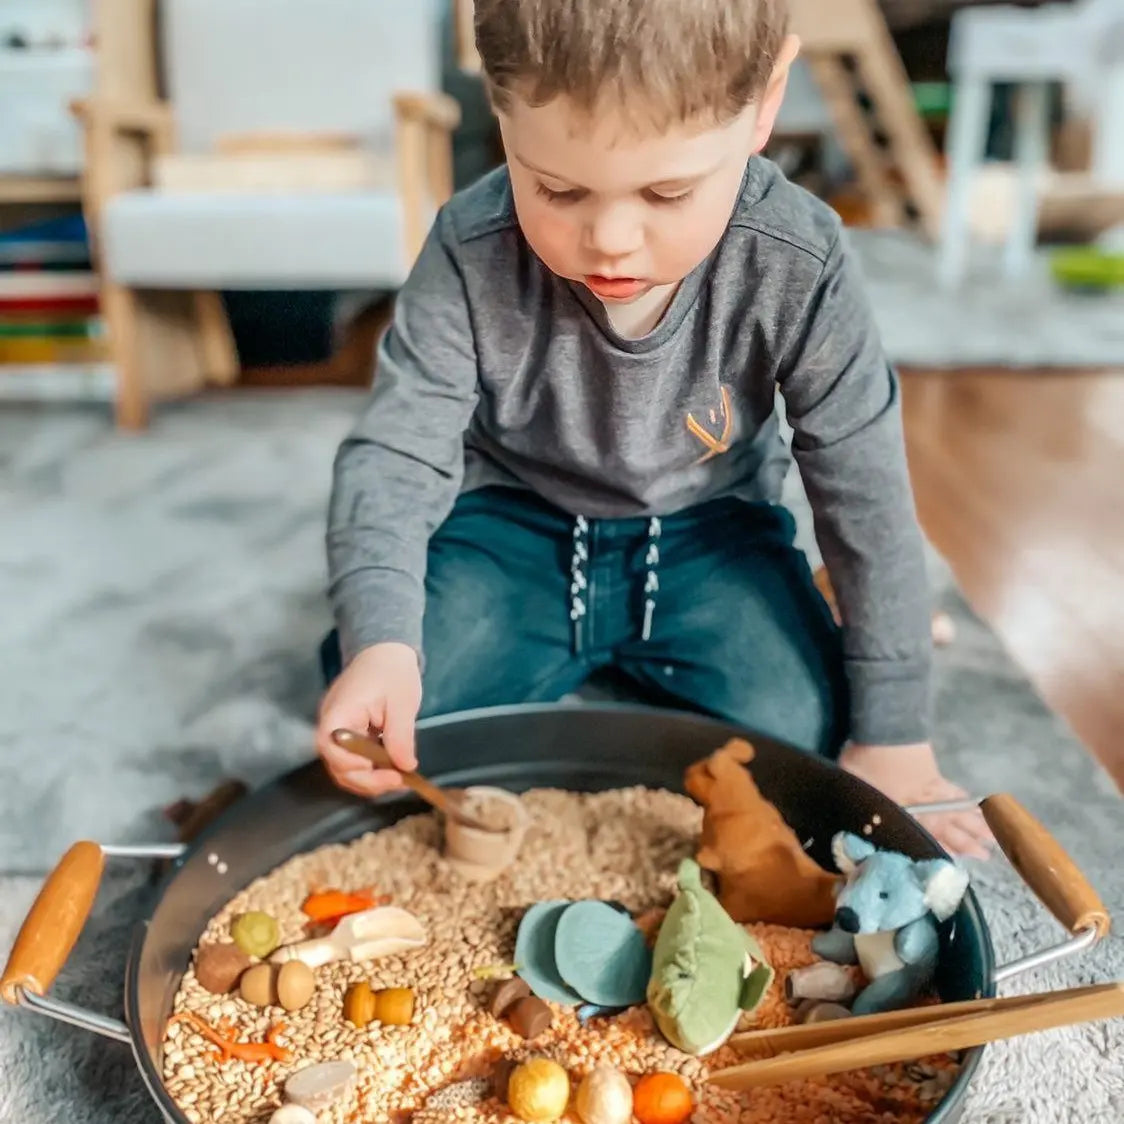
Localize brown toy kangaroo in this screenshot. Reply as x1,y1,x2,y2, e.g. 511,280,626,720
685,738,840,928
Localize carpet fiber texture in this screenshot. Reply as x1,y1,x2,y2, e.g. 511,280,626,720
1,390,1121,1123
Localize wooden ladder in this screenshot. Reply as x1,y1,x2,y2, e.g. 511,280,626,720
790,0,946,239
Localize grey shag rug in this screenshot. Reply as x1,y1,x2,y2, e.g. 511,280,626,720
1,389,1122,1124
846,229,1124,370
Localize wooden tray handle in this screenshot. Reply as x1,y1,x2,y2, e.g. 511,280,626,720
981,794,1111,940
0,841,105,1005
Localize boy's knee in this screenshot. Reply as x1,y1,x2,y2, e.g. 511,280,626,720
685,643,847,758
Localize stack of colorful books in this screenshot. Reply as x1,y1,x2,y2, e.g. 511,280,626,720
0,214,114,400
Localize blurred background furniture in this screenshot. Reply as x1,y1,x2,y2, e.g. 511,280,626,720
788,0,947,239
78,0,469,429
938,0,1124,287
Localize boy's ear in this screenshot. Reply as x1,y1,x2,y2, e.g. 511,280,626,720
751,33,802,154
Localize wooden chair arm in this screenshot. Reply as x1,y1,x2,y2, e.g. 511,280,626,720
393,92,462,133
71,97,176,155
392,91,462,266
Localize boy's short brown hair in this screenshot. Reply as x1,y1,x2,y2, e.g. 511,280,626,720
474,0,790,130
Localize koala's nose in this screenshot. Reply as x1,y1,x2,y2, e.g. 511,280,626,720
835,906,860,933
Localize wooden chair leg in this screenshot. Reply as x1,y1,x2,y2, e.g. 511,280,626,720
193,291,239,385
937,75,992,290
136,290,210,399
101,281,148,429
806,55,906,229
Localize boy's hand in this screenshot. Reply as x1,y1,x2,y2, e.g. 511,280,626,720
316,642,422,797
838,742,993,861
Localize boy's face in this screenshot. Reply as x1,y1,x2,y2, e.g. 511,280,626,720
497,37,798,305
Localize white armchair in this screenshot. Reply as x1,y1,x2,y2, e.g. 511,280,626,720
78,0,466,428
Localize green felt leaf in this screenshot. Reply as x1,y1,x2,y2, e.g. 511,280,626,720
514,901,584,1006
554,901,651,1007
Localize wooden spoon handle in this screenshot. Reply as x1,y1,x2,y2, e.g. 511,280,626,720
981,794,1111,939
329,729,499,833
709,981,1124,1091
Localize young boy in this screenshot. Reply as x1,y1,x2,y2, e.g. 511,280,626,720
316,0,991,858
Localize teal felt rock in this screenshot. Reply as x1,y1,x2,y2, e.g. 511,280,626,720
554,901,651,1007
514,901,584,1005
647,858,774,1056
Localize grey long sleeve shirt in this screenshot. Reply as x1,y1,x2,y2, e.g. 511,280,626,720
327,158,933,745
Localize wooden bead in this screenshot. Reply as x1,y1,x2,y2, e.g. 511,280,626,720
489,976,531,1017
507,995,553,1040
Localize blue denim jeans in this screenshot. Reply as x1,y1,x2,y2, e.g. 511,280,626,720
320,486,848,756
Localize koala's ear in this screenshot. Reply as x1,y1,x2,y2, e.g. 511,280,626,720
831,832,876,874
918,860,971,921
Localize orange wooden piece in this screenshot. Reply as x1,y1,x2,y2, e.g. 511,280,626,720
1,841,104,1005
981,794,1111,939
168,1012,292,1064
301,889,387,924
632,1071,693,1124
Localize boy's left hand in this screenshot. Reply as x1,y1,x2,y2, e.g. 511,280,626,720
838,742,993,861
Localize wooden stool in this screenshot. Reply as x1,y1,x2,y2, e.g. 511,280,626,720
938,1,1124,288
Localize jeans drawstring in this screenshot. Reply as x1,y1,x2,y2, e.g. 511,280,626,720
641,516,661,641
569,515,589,654
569,513,662,650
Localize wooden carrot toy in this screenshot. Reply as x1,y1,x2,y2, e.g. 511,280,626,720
168,1012,292,1064
301,888,389,925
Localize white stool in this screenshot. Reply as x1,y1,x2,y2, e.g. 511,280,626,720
938,1,1124,288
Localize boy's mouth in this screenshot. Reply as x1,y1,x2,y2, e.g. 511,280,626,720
583,275,648,301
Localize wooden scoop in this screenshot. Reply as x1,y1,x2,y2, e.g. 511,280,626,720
330,728,506,834
708,980,1124,1091
270,905,426,968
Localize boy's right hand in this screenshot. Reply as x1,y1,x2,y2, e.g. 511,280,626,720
316,642,422,797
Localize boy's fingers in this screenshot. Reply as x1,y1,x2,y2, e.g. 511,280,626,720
932,818,990,861
336,767,406,798
381,700,418,772
959,815,995,855
317,692,385,763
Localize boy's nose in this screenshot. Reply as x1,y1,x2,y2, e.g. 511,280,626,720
586,211,642,261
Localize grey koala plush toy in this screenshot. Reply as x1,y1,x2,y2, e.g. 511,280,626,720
811,832,971,1017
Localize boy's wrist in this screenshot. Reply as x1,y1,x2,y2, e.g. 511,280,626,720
844,658,931,747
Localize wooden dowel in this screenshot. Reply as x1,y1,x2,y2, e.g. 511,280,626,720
709,982,1124,1090
728,991,1052,1058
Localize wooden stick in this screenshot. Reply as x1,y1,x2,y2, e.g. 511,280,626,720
708,982,1124,1090
728,991,1055,1058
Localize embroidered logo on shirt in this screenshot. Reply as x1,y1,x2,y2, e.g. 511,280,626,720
686,386,733,464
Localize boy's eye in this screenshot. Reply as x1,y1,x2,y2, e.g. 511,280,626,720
535,182,585,204
644,188,693,206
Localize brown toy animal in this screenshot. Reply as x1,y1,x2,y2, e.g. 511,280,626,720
685,738,840,928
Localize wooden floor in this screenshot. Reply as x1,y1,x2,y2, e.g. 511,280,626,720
901,369,1124,789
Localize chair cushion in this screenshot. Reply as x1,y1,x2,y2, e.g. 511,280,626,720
163,0,443,157
102,189,409,289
